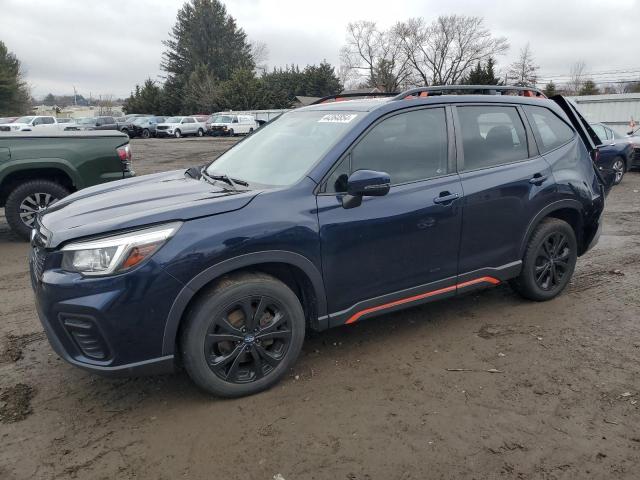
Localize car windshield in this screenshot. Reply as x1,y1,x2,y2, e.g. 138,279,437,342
206,110,361,187
165,117,182,123
211,115,233,123
15,116,34,123
78,117,96,124
133,117,150,125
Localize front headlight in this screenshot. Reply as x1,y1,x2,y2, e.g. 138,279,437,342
61,222,181,276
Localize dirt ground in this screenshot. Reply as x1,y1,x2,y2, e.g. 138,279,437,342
1,137,639,480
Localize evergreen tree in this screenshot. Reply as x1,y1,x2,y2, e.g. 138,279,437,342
122,79,163,114
43,93,56,106
543,81,557,97
302,61,342,97
579,79,600,96
463,58,502,85
0,41,31,115
161,0,253,114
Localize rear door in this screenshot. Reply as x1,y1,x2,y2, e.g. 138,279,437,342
453,104,556,279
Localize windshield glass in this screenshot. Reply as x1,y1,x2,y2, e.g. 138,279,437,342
15,116,34,124
206,110,361,186
133,117,150,125
78,117,96,124
165,117,182,123
211,115,233,124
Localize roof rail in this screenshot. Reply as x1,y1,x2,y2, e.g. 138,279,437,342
393,85,547,100
310,92,398,105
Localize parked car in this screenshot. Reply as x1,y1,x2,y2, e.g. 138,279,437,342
70,116,117,131
29,86,607,397
207,113,257,136
155,116,206,138
589,123,634,184
130,116,165,139
0,115,66,132
56,118,75,125
1,130,134,239
0,117,18,124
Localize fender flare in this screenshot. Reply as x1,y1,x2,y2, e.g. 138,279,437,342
161,250,327,355
518,199,584,258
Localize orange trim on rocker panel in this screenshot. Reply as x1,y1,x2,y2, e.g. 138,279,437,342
344,276,500,325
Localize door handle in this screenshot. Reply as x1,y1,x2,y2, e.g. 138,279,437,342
433,192,460,205
529,173,548,185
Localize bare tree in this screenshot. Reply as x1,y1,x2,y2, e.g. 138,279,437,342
507,44,539,86
250,41,269,74
566,61,586,95
395,15,508,86
340,21,412,92
97,94,116,116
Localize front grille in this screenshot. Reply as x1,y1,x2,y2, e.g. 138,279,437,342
156,125,168,130
61,315,110,360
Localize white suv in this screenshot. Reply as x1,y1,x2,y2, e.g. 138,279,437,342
155,116,206,138
0,115,64,132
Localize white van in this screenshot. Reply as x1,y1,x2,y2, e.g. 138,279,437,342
207,113,258,136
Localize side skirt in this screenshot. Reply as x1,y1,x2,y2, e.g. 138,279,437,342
326,261,521,327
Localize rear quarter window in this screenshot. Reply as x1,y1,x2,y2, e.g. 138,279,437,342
524,106,575,153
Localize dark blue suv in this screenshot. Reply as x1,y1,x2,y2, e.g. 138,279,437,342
30,86,606,397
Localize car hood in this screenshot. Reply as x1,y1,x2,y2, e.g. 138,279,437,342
39,169,262,248
0,122,28,128
156,123,179,128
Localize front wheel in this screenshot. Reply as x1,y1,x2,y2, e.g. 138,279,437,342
228,128,234,137
197,128,204,137
142,129,151,139
181,273,305,397
510,218,577,301
174,129,182,138
5,180,70,240
612,157,626,185
121,128,130,138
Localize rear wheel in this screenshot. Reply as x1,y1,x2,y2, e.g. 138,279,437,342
510,218,577,301
5,180,70,240
181,273,305,397
612,157,626,185
174,129,182,138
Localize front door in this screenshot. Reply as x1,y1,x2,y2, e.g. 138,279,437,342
317,107,463,325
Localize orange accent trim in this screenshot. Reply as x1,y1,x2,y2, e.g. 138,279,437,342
344,276,500,325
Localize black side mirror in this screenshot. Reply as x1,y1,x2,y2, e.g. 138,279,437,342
342,169,391,209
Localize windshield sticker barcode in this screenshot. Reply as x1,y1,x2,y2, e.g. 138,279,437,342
318,114,358,123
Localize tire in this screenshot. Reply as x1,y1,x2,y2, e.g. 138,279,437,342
174,129,182,139
197,128,204,137
612,156,626,185
5,180,70,240
510,218,577,301
121,128,130,138
181,272,305,397
228,129,234,137
249,128,254,134
142,129,151,139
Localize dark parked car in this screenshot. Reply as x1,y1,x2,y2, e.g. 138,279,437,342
590,122,634,184
131,116,165,138
30,86,606,397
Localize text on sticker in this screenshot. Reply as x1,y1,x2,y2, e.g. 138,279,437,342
318,114,358,123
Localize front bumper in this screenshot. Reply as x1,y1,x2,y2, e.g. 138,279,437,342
29,246,184,377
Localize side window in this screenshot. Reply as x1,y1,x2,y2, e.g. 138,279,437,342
591,124,606,143
603,126,614,140
43,117,55,124
324,108,449,192
457,106,528,171
33,117,43,125
524,105,575,153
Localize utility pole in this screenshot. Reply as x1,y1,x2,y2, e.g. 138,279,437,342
73,85,77,106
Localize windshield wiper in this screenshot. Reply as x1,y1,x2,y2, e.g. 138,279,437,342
200,169,249,191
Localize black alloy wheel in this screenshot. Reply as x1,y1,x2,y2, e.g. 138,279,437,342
533,231,571,291
181,273,305,397
205,295,292,383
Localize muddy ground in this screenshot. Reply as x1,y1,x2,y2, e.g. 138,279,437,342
1,136,639,479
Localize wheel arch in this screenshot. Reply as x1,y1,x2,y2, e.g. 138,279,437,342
0,166,76,206
162,250,328,357
519,200,586,259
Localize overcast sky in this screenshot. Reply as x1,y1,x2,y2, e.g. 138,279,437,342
2,0,639,99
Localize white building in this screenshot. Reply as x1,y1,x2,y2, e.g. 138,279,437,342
567,93,640,133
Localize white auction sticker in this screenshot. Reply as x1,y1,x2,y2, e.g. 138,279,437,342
318,113,358,123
